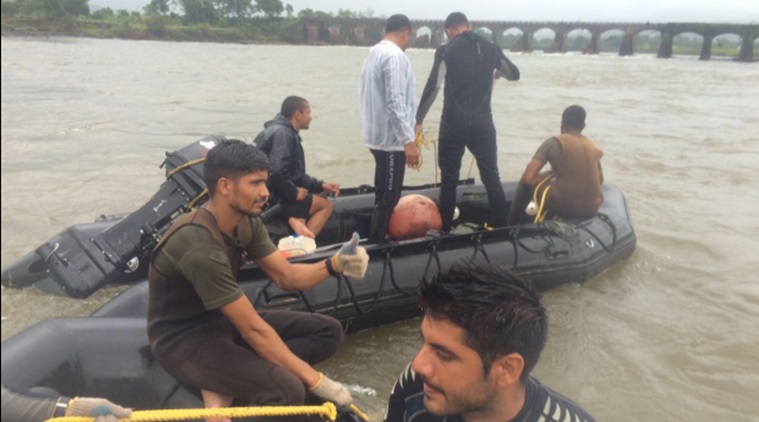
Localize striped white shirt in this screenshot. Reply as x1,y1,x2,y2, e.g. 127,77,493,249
358,40,416,151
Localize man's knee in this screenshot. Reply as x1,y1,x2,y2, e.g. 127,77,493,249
310,196,333,215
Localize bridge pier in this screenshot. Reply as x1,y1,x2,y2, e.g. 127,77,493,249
511,31,533,53
700,35,713,60
738,36,755,62
619,32,634,56
545,30,566,53
657,30,673,58
584,31,599,54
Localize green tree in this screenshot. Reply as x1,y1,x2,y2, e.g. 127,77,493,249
91,6,114,19
254,0,282,18
179,0,218,24
144,0,173,15
220,0,253,18
284,3,292,17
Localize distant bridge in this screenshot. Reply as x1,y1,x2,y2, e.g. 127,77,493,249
302,19,758,62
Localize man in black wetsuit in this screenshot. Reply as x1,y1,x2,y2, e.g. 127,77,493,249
416,12,520,232
384,263,596,422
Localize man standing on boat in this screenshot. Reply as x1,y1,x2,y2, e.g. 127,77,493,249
359,14,421,243
147,139,368,420
254,96,340,239
416,12,519,232
507,105,604,225
384,263,597,422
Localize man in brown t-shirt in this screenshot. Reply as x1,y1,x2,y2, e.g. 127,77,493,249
508,105,604,225
147,139,369,420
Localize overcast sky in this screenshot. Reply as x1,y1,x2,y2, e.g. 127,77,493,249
94,0,758,23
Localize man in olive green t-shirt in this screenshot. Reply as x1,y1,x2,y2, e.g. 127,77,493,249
147,139,369,420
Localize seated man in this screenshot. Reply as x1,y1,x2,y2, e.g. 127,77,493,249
508,105,604,225
254,96,340,238
148,139,368,421
384,263,596,422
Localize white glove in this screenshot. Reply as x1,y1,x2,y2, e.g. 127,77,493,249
65,397,132,421
330,232,369,279
309,372,352,407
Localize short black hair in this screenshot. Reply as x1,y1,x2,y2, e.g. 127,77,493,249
418,262,547,382
203,139,270,197
281,96,309,120
385,14,411,34
562,105,586,130
444,12,469,29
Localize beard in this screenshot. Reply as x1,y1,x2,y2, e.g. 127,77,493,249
424,380,495,417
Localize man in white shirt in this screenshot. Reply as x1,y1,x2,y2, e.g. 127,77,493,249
358,14,421,243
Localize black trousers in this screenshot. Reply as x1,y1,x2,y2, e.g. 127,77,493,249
369,149,406,242
437,114,508,231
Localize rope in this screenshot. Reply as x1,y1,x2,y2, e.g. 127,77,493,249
45,402,338,422
532,175,553,223
413,131,441,196
165,158,205,179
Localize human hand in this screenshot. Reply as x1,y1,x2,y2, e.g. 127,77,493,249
330,232,369,279
65,397,132,421
310,372,352,407
404,142,420,169
296,187,309,201
322,182,340,197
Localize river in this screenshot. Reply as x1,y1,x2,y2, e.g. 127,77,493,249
2,36,758,421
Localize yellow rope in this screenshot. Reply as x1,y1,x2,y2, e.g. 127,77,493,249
186,187,208,210
532,175,553,223
348,404,369,422
165,158,205,179
45,402,338,422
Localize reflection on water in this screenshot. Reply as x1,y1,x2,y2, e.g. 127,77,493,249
2,37,759,420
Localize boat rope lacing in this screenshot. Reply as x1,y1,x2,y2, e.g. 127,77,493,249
253,215,619,316
43,401,370,422
165,157,208,211
532,175,553,223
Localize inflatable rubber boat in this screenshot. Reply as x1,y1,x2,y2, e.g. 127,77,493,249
2,135,637,305
1,136,636,418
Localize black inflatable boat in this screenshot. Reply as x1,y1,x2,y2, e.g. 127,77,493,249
1,136,636,417
2,135,637,304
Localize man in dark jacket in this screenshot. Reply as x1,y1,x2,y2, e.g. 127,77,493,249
254,96,340,238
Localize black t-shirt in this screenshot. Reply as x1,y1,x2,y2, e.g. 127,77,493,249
384,364,596,422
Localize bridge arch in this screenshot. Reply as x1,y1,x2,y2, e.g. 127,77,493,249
414,25,433,48
599,29,626,53
566,28,593,52
634,29,661,54
500,27,523,50
533,28,557,52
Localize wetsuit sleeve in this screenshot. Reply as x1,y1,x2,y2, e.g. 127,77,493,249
267,130,300,202
384,363,418,422
532,137,562,163
158,226,243,310
244,217,278,261
416,46,446,124
1,385,58,422
382,51,415,144
519,377,597,422
495,49,520,81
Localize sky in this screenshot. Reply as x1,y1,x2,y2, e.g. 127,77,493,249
93,0,759,24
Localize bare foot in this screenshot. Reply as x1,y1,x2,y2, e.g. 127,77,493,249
288,217,316,238
202,389,232,422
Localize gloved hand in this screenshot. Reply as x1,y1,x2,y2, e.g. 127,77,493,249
309,372,352,407
330,232,368,279
66,397,132,422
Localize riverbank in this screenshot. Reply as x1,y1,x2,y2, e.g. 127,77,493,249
1,16,300,44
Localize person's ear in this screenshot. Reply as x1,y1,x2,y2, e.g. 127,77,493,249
489,353,525,387
217,177,234,196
